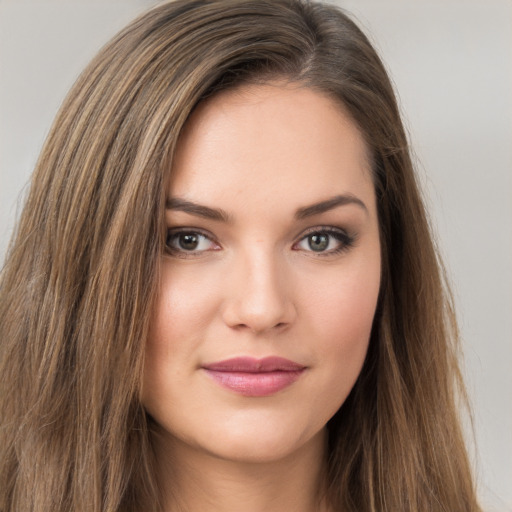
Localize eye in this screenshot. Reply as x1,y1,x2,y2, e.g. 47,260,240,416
165,229,219,256
294,227,355,255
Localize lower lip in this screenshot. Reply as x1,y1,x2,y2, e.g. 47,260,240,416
203,369,305,397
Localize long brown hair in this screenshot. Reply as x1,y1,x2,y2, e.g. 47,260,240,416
0,1,480,510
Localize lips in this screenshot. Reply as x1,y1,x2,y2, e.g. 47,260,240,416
201,356,306,397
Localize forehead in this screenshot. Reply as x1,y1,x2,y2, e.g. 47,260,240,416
169,83,374,216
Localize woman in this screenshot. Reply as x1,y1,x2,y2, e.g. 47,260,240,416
0,0,481,510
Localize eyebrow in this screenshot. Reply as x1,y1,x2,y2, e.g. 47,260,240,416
166,197,231,222
294,194,368,219
165,194,368,222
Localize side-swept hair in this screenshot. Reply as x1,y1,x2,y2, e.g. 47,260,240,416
0,1,480,510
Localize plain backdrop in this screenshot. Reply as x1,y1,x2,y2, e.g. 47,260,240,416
1,1,511,510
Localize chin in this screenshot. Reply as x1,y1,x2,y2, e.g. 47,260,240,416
187,419,327,465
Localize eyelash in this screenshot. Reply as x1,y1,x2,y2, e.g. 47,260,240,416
294,226,356,257
165,226,356,259
165,228,220,258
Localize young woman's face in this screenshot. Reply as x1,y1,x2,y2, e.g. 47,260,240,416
142,83,381,463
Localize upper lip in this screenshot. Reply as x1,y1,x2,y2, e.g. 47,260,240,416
202,356,305,373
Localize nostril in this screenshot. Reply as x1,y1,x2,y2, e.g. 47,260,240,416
220,275,297,333
230,320,289,333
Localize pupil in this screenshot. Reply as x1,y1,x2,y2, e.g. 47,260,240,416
179,233,199,250
309,234,328,251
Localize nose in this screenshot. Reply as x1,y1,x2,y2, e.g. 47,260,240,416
221,248,297,334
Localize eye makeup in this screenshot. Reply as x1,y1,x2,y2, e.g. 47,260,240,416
164,224,357,259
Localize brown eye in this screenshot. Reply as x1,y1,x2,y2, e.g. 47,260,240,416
165,230,219,255
176,233,200,251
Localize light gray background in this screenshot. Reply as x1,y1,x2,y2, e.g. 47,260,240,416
1,1,511,510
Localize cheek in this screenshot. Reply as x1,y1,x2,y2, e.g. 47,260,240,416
148,263,222,349
300,256,380,386
142,264,222,402
304,253,380,334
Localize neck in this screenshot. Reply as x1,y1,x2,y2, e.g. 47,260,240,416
153,428,331,512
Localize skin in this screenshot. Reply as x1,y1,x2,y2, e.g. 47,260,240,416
142,82,381,511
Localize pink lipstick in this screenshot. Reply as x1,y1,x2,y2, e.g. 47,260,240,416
202,356,306,397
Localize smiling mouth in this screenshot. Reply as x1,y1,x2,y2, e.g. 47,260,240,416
201,356,306,397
